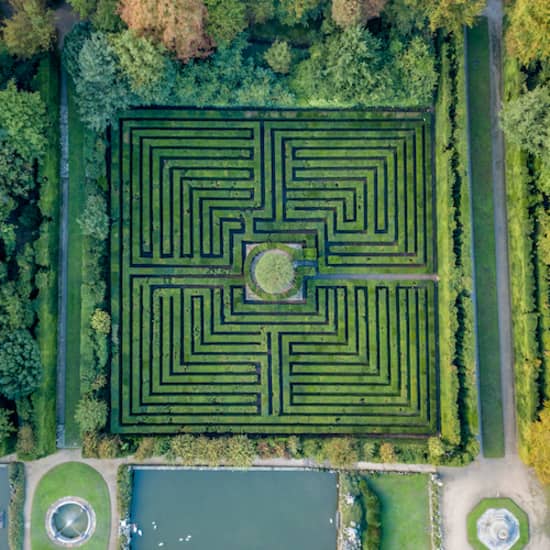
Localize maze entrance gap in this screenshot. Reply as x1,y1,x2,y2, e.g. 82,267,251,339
110,108,440,436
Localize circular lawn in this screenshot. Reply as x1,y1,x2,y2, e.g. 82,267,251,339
31,462,110,549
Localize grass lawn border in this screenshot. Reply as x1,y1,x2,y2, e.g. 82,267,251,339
465,19,505,458
467,497,529,550
31,462,110,550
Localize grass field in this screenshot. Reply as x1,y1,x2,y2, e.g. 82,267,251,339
467,497,529,550
32,53,60,456
466,20,505,458
31,462,110,550
111,108,440,436
367,473,431,550
64,78,86,446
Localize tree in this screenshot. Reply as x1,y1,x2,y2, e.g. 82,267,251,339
500,84,550,160
0,409,15,445
246,0,276,24
118,0,213,63
0,144,35,199
175,36,293,106
78,193,109,240
90,309,111,334
68,0,97,17
74,32,132,131
0,81,48,163
385,0,483,35
322,437,359,467
331,0,387,28
527,402,550,484
110,30,174,104
75,396,108,434
1,0,55,59
204,0,247,44
264,40,293,74
506,0,550,66
391,36,437,105
427,436,446,464
92,0,123,32
0,330,42,400
277,0,325,26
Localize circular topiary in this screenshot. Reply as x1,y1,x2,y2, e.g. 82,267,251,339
244,243,303,300
253,249,295,295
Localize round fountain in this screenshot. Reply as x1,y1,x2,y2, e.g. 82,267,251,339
476,508,520,550
46,497,96,547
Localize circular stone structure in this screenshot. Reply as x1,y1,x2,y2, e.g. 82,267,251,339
245,243,303,300
46,497,96,547
467,498,529,550
477,508,520,550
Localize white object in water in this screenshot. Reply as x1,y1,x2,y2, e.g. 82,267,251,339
153,525,157,530
158,543,164,547
137,530,142,536
179,538,183,542
329,518,333,524
186,535,192,541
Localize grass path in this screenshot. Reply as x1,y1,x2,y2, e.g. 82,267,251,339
465,19,505,458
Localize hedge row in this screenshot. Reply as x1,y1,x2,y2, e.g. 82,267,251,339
434,32,478,460
8,462,25,550
503,55,550,460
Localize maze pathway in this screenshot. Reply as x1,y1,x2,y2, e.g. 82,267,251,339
110,108,439,436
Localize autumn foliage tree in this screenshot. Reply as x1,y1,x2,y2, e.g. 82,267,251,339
527,402,550,484
118,0,213,62
1,0,55,59
506,0,550,66
331,0,387,28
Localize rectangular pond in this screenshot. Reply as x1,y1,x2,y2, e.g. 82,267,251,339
131,468,338,550
0,465,8,549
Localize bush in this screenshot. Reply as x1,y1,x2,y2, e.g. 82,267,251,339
78,193,109,241
264,40,293,74
168,434,195,463
117,465,133,519
91,308,111,334
97,435,121,458
16,424,37,459
75,396,108,434
379,442,396,463
8,463,25,550
0,408,15,446
225,435,256,467
322,437,359,468
134,437,157,460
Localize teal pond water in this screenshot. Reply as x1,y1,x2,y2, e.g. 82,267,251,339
131,468,337,550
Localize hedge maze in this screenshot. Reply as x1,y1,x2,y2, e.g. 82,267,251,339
110,108,439,435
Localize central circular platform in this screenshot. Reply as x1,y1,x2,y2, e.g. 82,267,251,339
245,243,303,301
253,248,296,295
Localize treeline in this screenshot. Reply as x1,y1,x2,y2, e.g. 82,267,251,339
0,45,59,459
500,0,550,483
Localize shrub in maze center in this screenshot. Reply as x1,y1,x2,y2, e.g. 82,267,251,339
111,108,439,435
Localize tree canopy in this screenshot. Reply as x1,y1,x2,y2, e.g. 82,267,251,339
118,0,213,62
204,0,247,45
1,0,55,59
506,0,550,66
527,402,550,484
0,330,42,400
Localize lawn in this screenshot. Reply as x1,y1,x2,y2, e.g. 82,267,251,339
466,20,505,458
111,108,440,436
467,497,529,550
31,52,60,456
64,77,86,446
31,462,110,550
367,472,431,550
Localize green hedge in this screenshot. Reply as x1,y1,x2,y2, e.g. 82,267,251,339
435,31,478,457
8,462,25,550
